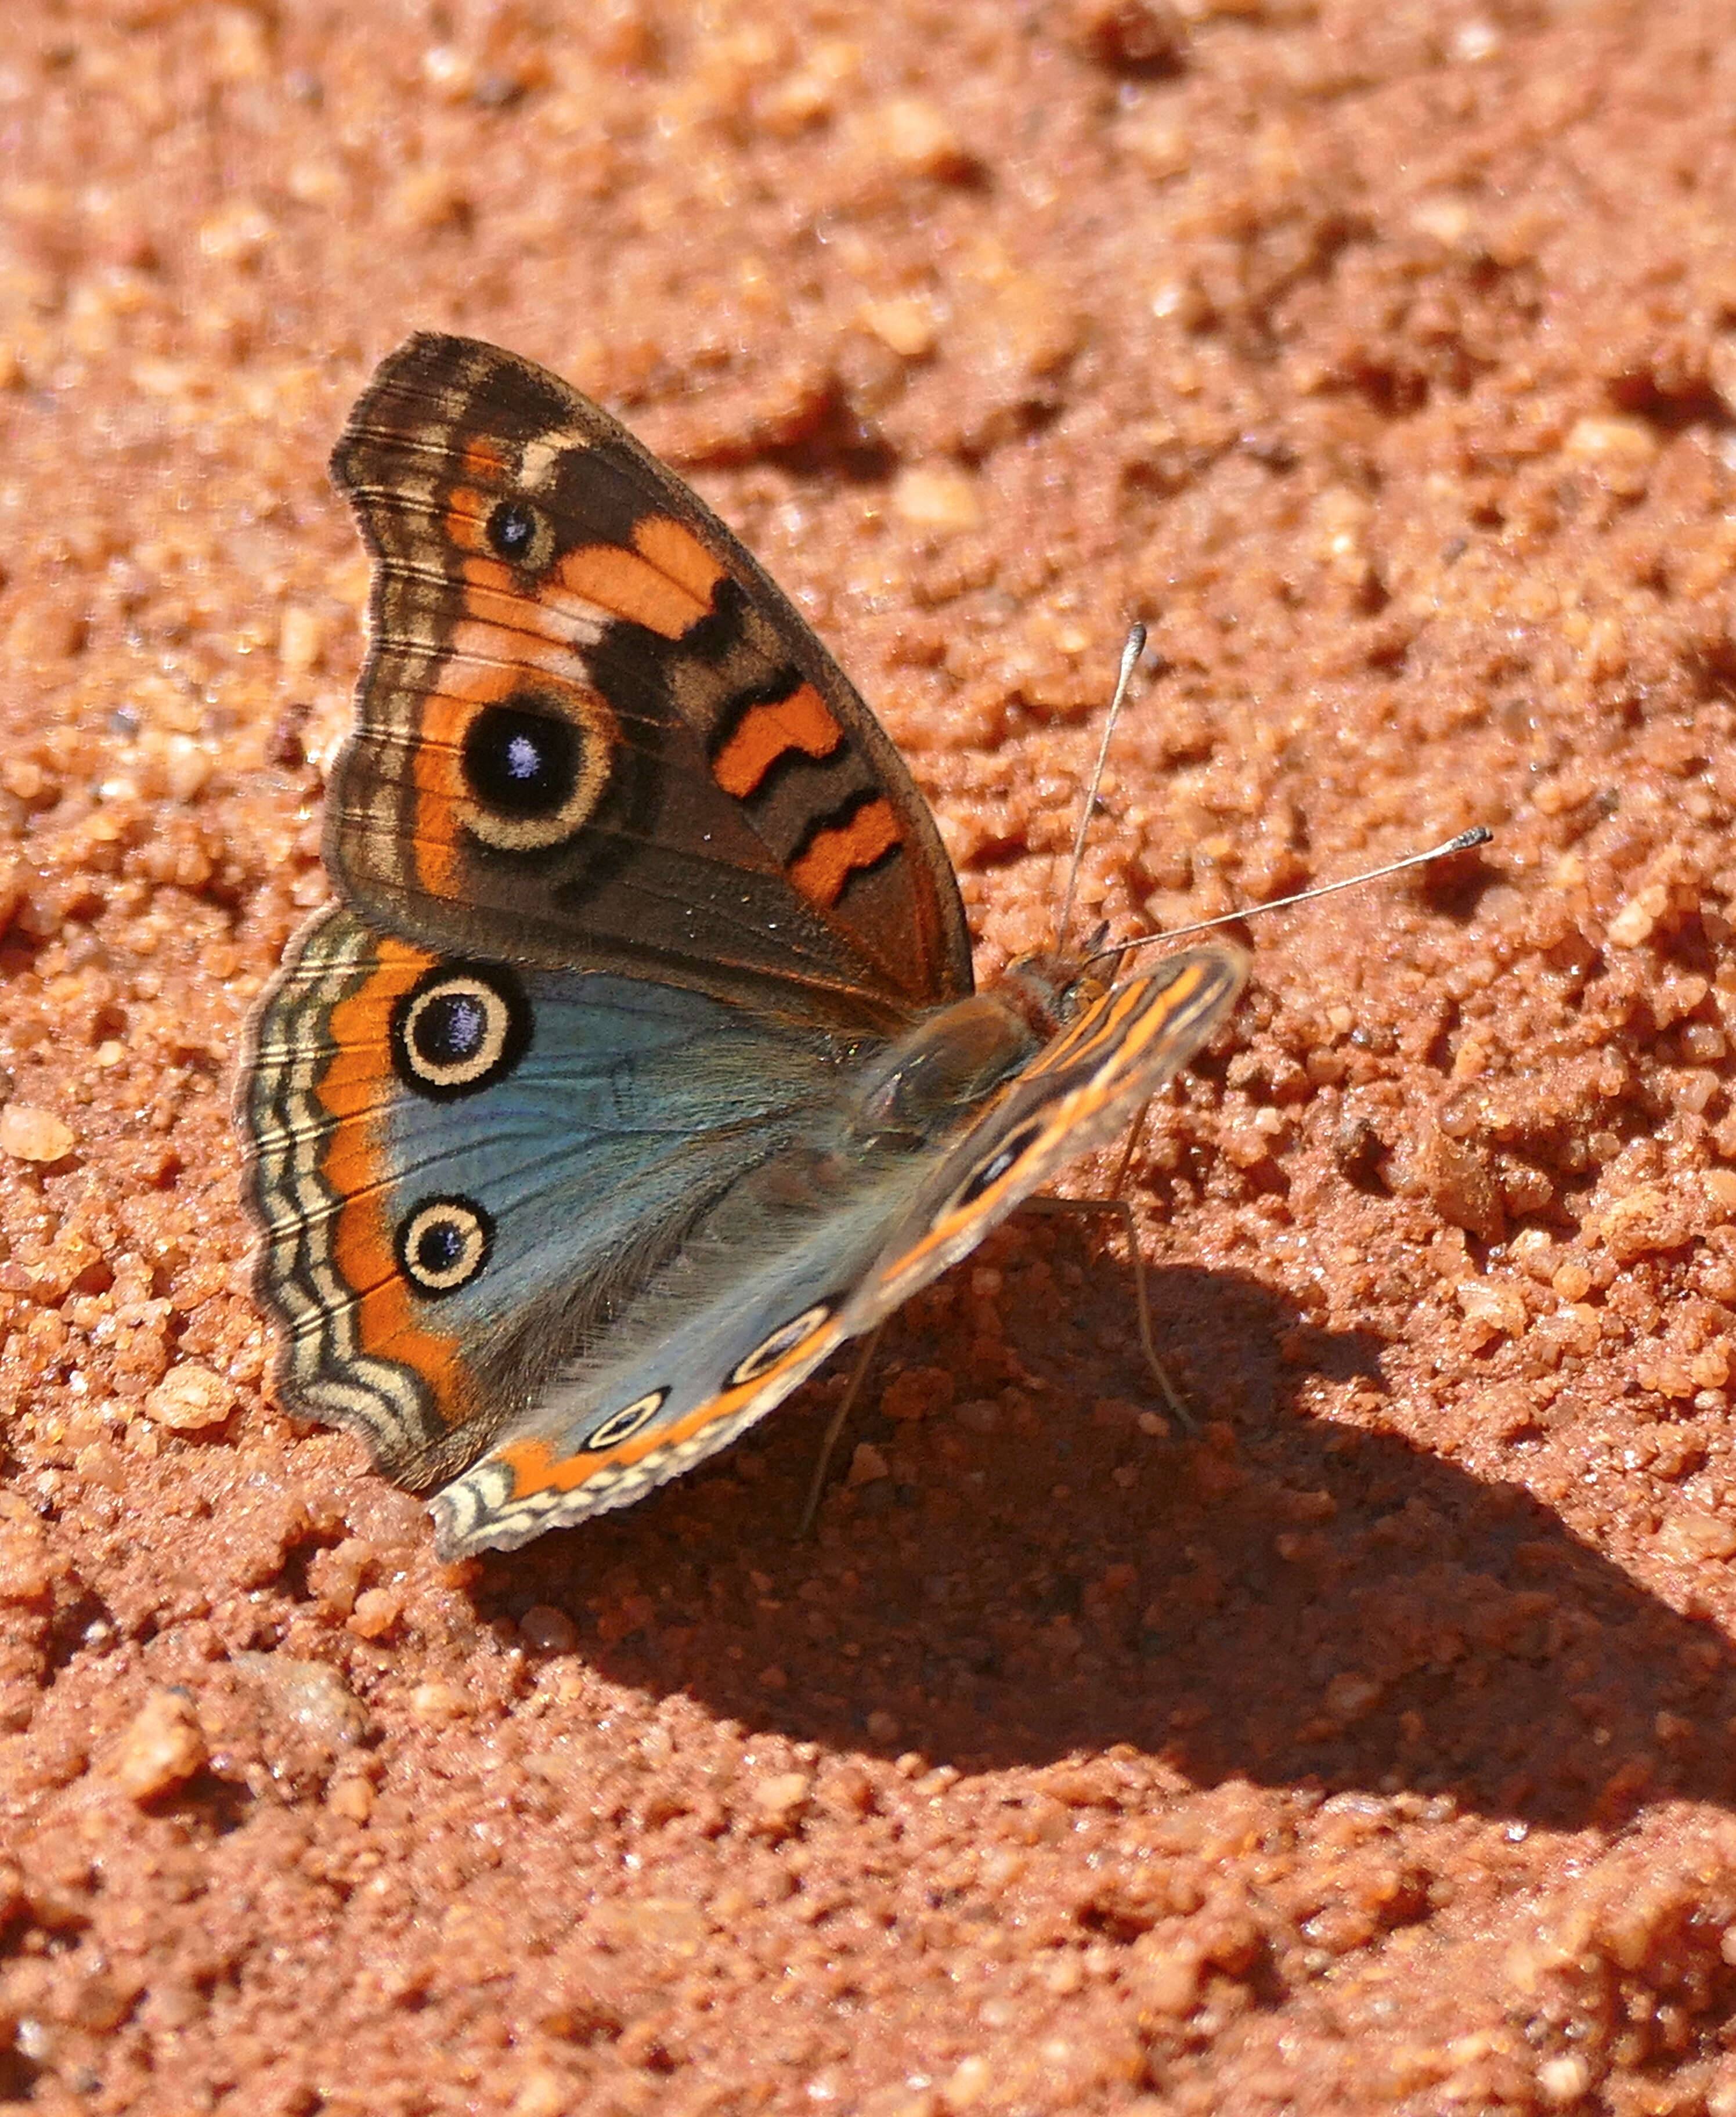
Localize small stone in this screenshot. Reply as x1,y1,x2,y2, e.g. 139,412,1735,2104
1322,1672,1384,1721
1587,1183,1695,1263
848,1442,890,1486
752,1771,811,1818
1074,0,1186,74
278,605,324,676
345,1587,403,1640
327,1776,374,1823
891,464,983,533
1657,1508,1736,1562
858,295,939,359
519,1603,579,1653
0,1104,75,1162
109,1689,207,1801
1563,414,1658,494
942,2055,993,2109
508,2072,571,2117
1551,1258,1594,1300
233,1653,370,1748
1455,1278,1526,1339
869,96,969,179
1537,2055,1591,2105
1692,1345,1733,1389
1608,884,1669,949
1044,1953,1087,1996
954,1398,1000,1435
1129,1939,1201,2018
145,1364,236,1432
410,1681,467,1721
1406,1129,1506,1241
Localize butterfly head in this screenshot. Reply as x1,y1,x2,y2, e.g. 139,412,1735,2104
995,946,1113,1038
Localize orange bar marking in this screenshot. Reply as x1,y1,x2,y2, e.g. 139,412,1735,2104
320,948,468,1422
446,484,496,553
788,797,900,907
634,514,726,606
461,441,507,483
712,684,843,797
557,542,709,638
497,1324,834,1500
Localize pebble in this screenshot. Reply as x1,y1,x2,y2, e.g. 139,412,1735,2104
0,1104,75,1162
752,1771,811,1818
108,1688,207,1801
145,1363,237,1431
892,465,983,533
848,1442,890,1485
519,1603,579,1653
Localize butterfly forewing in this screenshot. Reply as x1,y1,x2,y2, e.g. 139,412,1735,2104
327,333,973,1035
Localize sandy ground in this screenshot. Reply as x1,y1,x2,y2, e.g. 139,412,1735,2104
8,1,1736,2111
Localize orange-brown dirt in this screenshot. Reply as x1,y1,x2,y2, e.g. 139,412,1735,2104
8,3,1736,2112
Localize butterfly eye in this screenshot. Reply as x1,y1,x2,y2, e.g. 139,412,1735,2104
392,964,529,1100
485,498,550,568
398,1196,494,1295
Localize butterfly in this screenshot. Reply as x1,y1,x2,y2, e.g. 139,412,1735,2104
237,334,1247,1560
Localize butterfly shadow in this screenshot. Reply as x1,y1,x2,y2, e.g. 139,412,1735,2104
477,1239,1736,1833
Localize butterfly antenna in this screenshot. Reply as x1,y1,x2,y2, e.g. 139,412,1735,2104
1089,825,1493,976
1055,624,1146,958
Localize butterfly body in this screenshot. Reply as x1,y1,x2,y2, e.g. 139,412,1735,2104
240,335,1246,1558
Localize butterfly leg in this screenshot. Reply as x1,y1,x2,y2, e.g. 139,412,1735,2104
1091,1092,1197,1430
1019,1185,1197,1434
1107,1093,1155,1204
796,1323,887,1540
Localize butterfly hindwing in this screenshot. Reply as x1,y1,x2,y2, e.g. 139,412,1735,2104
241,905,854,1491
327,333,973,1034
426,944,1246,1557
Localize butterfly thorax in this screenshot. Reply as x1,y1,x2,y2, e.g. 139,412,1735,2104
846,952,1099,1153
847,995,1033,1150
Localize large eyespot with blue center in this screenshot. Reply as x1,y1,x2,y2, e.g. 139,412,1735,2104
485,496,554,572
728,1303,833,1387
945,1118,1048,1216
584,1390,669,1453
459,687,615,853
391,962,529,1101
397,1197,494,1297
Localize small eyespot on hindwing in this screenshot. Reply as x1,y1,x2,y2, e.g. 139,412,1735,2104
391,963,530,1101
728,1303,833,1387
398,1196,495,1297
585,1390,670,1452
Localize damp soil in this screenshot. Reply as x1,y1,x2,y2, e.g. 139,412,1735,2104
8,3,1736,2112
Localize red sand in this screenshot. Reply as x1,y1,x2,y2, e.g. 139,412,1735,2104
8,3,1736,2111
